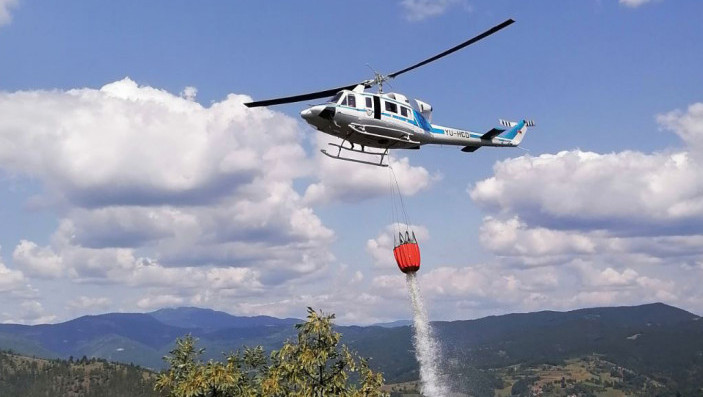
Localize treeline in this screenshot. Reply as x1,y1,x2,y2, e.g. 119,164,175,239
0,350,157,397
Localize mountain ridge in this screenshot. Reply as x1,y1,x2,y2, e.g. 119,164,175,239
0,301,700,391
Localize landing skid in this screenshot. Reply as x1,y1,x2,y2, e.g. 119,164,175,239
321,141,389,167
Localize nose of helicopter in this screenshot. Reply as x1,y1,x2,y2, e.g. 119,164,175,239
300,105,325,121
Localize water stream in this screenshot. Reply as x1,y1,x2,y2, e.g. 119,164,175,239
405,272,450,397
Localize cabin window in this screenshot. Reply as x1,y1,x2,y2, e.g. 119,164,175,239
346,94,356,108
365,97,373,108
400,107,409,117
385,101,398,113
330,92,343,104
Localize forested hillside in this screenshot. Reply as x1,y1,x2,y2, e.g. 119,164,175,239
0,350,158,397
0,303,701,395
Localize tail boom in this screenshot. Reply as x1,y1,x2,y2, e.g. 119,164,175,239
424,119,534,152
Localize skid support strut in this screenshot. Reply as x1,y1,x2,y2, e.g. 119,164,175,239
321,140,389,167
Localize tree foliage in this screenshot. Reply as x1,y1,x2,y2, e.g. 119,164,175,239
156,308,388,397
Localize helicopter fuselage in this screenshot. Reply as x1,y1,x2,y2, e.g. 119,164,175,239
300,88,523,153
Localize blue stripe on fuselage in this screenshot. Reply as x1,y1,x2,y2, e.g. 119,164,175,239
431,127,445,134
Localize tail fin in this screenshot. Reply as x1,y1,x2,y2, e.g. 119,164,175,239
498,119,534,145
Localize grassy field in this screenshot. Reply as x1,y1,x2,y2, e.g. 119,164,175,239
493,355,659,397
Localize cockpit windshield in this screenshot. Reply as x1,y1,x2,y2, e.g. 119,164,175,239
329,92,344,104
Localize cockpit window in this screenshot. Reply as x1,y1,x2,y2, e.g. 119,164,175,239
329,92,343,104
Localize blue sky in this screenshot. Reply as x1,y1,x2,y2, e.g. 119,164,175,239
1,0,702,324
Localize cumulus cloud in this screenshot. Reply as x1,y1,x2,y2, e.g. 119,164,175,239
471,103,703,233
658,103,703,152
3,301,57,325
0,79,337,289
180,86,197,101
471,150,702,232
399,0,470,22
0,0,17,26
13,240,64,278
17,240,267,295
0,78,451,323
369,264,565,319
480,216,703,266
480,216,596,258
0,250,39,312
0,78,305,207
303,136,435,205
468,102,703,315
0,257,26,293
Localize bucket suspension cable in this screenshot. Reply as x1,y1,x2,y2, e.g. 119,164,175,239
388,165,411,236
388,165,421,274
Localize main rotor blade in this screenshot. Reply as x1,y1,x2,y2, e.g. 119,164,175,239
244,18,514,108
387,18,515,79
244,83,359,108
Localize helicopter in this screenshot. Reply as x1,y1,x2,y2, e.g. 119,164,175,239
245,18,534,167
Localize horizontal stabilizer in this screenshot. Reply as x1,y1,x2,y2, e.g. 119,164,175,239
461,146,480,153
480,128,505,140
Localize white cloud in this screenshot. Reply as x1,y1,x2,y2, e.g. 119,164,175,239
419,266,490,297
3,79,700,324
181,86,197,101
68,296,111,311
657,103,703,152
466,102,703,316
369,264,564,318
304,136,435,205
480,216,596,258
569,290,621,307
399,0,470,22
0,78,450,324
0,78,306,207
619,0,659,8
13,240,64,278
3,301,57,325
0,0,17,27
579,263,639,288
137,294,184,310
0,79,336,288
0,257,26,293
470,103,703,236
470,150,703,231
479,216,703,266
568,271,678,308
15,240,267,295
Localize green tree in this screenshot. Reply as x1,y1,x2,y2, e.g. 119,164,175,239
155,336,263,397
261,308,386,397
156,308,388,397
